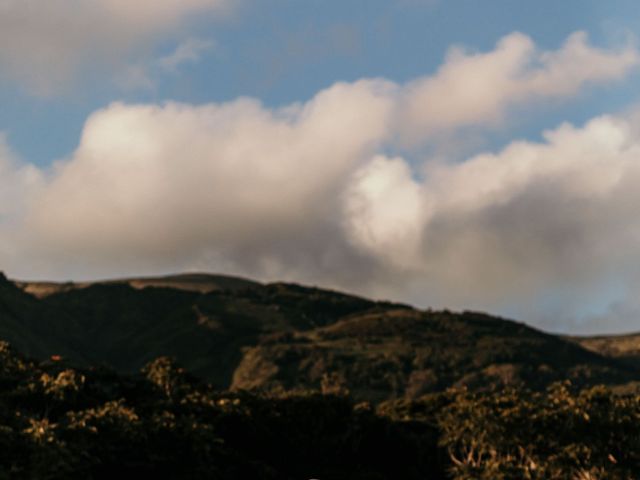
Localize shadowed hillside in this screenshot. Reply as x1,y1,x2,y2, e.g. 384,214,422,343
1,272,639,402
2,273,403,393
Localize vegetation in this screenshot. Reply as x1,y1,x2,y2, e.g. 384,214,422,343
0,341,437,479
381,383,640,479
0,340,636,478
3,272,640,477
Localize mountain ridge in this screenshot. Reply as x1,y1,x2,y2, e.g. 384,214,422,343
1,271,638,401
15,272,263,298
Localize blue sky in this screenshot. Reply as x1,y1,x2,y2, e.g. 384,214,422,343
4,0,640,166
2,0,640,333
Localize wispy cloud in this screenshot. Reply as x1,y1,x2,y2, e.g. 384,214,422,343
114,64,156,92
114,37,216,92
158,38,216,73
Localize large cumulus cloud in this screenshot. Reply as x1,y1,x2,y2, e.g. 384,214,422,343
23,80,395,281
347,115,640,331
2,31,640,333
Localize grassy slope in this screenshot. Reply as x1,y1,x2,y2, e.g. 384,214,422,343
570,333,640,369
233,309,637,401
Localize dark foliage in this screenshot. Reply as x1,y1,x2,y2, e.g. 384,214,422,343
0,342,446,479
0,340,638,478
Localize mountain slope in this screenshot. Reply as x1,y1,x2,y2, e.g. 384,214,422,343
1,272,639,401
233,308,636,401
570,333,640,369
3,273,395,389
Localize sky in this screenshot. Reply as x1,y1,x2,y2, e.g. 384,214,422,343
2,1,640,334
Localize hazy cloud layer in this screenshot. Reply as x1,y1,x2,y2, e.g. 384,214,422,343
0,0,231,93
2,31,640,333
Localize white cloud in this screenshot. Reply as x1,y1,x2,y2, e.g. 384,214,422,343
21,79,395,277
0,136,43,272
0,136,42,221
1,31,640,333
398,31,639,144
0,0,231,94
344,115,640,326
343,155,428,269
